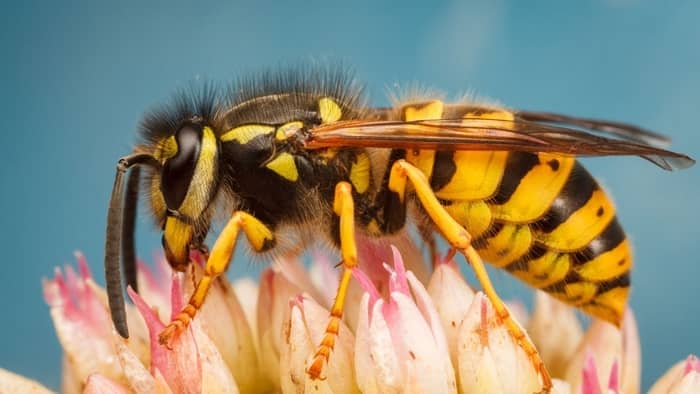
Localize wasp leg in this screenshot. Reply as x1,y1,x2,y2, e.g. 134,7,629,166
158,211,274,347
308,182,357,379
388,159,553,392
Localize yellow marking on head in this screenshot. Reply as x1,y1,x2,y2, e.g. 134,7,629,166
575,239,632,281
444,200,492,239
155,136,177,161
265,153,299,181
318,97,342,123
537,189,616,251
477,224,533,268
179,126,218,218
221,124,274,144
434,151,508,201
149,175,167,219
163,216,193,269
275,121,304,141
349,152,371,194
492,154,575,222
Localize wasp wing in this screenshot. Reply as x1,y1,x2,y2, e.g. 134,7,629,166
517,111,672,148
305,118,695,171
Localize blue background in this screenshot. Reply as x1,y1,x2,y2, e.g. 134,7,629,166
1,0,698,390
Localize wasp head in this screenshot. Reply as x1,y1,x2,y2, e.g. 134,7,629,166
153,117,220,271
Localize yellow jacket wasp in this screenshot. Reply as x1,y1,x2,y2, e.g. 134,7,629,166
104,66,694,390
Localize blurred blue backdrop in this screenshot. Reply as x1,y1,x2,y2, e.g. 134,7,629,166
1,0,698,390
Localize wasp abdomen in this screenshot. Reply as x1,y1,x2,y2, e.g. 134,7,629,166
398,101,632,325
426,150,631,325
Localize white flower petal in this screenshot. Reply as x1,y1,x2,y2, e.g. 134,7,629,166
669,371,700,394
457,293,541,393
406,270,457,393
367,298,403,392
565,318,623,393
232,277,259,338
354,293,382,393
552,378,573,394
61,354,82,394
257,267,304,392
459,346,504,394
116,342,157,394
391,291,456,393
620,311,640,394
280,294,359,394
426,261,475,382
83,374,129,394
192,321,240,394
528,291,583,378
183,264,257,392
0,368,53,394
650,355,700,394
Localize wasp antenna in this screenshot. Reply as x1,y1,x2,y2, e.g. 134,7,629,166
122,166,141,294
105,153,159,338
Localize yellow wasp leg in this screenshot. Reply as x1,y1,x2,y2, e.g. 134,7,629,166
307,182,357,379
158,211,274,346
389,159,553,392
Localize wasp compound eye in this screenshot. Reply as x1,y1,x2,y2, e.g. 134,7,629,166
161,122,203,209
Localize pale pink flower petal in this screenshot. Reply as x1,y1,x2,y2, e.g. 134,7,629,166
565,311,639,394
650,355,700,394
61,355,81,394
528,290,584,378
128,276,202,394
257,265,305,392
354,247,457,394
115,342,161,394
183,253,258,392
354,293,403,392
232,277,259,342
581,352,602,394
191,321,239,394
83,374,129,394
43,254,126,386
0,368,53,394
457,292,542,393
309,251,340,305
280,294,359,394
620,311,640,394
135,257,171,323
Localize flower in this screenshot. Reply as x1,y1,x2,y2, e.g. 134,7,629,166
1,242,697,393
649,355,700,394
352,246,457,393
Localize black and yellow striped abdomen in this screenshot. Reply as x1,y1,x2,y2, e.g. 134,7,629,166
400,101,631,325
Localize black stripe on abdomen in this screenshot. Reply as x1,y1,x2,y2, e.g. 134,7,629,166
533,161,599,233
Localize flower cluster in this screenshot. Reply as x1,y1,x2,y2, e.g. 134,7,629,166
1,243,698,393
